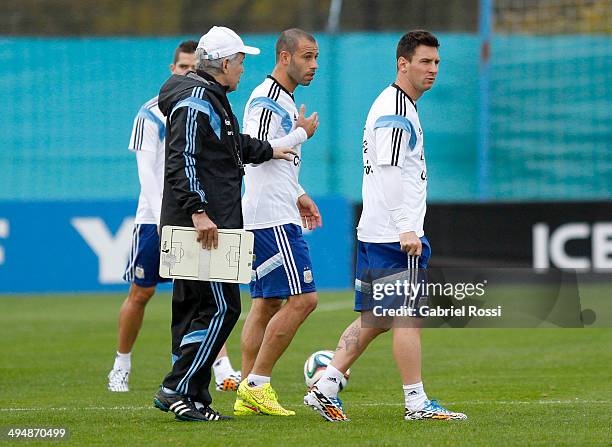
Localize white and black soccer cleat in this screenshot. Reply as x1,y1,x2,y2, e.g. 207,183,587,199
197,405,233,421
154,388,213,422
404,399,467,420
107,368,130,392
303,386,349,422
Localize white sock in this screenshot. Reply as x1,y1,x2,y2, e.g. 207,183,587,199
113,351,131,370
247,374,270,387
212,356,233,380
316,365,344,397
403,382,428,411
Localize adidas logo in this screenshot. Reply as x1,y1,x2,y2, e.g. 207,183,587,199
407,390,418,396
327,377,338,383
169,400,193,417
201,410,221,421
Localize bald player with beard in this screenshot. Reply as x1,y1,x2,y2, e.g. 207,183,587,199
235,28,321,417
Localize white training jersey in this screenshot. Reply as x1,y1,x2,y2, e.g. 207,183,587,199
242,76,304,229
128,96,166,225
357,84,427,242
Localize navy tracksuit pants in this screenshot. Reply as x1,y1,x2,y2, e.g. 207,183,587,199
163,279,241,405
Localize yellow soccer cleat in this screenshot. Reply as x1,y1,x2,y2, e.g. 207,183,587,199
233,397,260,416
237,381,295,416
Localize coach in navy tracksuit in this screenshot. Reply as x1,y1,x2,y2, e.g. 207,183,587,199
154,26,296,422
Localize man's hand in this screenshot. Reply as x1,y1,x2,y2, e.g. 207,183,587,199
399,231,421,256
272,147,298,161
192,211,218,250
295,104,319,138
297,194,322,230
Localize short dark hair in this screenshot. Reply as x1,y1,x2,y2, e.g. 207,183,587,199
275,28,316,61
396,30,439,62
173,40,198,64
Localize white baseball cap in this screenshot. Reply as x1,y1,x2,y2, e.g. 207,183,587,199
197,26,260,60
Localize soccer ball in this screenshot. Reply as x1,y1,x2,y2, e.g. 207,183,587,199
303,350,350,391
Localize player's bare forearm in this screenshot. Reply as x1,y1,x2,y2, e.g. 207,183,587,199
297,193,322,230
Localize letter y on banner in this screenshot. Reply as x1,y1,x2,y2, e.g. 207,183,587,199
71,217,134,284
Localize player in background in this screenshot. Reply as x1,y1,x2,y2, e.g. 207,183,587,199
304,31,467,422
234,28,320,416
107,40,240,393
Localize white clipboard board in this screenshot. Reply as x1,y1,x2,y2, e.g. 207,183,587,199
159,226,254,284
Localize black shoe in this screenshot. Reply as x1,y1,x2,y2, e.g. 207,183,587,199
153,388,208,422
197,404,233,421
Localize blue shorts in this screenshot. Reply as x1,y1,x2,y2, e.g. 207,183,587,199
250,224,316,299
123,224,171,288
354,236,431,312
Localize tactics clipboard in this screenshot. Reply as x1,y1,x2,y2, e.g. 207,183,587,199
159,226,254,284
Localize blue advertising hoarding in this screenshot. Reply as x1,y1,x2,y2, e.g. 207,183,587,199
0,198,353,293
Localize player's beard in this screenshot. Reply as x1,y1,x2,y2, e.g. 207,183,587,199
288,63,313,86
300,72,314,86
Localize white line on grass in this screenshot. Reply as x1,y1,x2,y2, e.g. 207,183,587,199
360,399,608,406
0,406,150,412
1,399,607,412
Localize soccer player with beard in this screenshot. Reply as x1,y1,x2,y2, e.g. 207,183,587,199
304,30,467,423
235,28,321,417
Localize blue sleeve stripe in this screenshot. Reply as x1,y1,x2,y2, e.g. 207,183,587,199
171,95,222,140
374,114,417,151
248,96,293,135
182,86,207,204
137,107,165,141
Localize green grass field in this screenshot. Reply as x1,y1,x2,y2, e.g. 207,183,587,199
1,292,611,446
